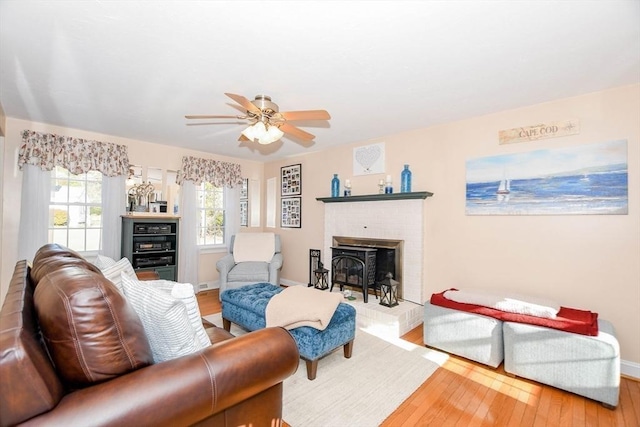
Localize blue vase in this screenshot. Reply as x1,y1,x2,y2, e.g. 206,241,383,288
401,164,412,193
331,174,340,197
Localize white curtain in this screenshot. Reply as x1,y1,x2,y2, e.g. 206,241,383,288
17,165,51,260
225,186,240,247
100,174,126,259
178,180,198,292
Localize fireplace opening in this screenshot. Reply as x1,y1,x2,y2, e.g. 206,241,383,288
331,236,403,301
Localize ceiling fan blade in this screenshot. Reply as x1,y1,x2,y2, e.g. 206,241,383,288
279,122,315,140
238,134,250,142
225,93,261,114
185,114,244,119
281,110,331,121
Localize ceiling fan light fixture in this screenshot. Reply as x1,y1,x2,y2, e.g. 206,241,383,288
259,125,284,145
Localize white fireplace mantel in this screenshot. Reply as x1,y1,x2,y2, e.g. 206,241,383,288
321,195,431,304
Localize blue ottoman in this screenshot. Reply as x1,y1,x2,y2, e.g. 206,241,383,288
221,283,356,380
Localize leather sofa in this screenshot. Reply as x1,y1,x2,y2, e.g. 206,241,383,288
0,244,299,427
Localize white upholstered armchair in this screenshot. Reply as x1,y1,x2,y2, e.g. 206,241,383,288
216,233,283,299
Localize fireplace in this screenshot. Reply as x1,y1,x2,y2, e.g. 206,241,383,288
331,236,403,301
322,197,426,304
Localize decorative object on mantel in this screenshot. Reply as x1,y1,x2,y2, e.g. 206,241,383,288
353,142,385,175
316,191,433,203
466,139,627,216
344,179,352,197
378,179,385,194
331,174,340,197
379,273,399,307
498,119,580,145
401,164,412,193
384,175,393,194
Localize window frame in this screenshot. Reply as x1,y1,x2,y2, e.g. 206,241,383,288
195,181,227,249
48,166,103,255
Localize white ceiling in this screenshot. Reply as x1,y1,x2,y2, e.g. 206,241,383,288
1,1,638,162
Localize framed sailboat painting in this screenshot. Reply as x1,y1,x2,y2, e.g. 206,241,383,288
465,140,628,215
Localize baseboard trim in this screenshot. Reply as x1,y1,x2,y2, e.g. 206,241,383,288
621,360,640,380
279,279,307,287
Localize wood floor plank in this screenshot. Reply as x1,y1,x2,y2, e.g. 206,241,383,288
196,290,640,427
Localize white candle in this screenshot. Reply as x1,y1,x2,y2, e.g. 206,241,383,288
386,175,392,183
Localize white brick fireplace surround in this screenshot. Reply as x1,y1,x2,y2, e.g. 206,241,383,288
322,198,426,304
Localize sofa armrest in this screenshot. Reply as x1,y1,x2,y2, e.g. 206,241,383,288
25,328,299,427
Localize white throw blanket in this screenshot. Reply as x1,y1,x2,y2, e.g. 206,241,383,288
443,289,560,319
233,233,275,263
266,286,344,330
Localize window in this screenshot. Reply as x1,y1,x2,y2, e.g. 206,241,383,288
196,182,225,246
49,166,102,252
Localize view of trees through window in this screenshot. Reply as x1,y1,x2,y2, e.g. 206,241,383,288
197,182,225,246
49,166,102,252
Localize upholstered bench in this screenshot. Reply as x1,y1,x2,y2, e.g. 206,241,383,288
503,320,620,407
423,301,504,367
221,282,356,380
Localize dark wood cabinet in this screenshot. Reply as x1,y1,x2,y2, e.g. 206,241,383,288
121,215,180,281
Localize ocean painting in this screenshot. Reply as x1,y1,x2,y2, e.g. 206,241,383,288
466,140,628,215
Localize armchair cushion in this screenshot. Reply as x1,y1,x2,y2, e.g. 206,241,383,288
232,232,276,262
228,261,270,282
34,266,153,389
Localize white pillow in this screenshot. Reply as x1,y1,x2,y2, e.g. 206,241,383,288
120,273,210,363
100,257,137,293
93,254,117,269
141,279,210,349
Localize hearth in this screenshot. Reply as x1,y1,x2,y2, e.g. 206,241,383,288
331,236,403,302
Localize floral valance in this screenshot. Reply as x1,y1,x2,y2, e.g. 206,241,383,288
18,130,130,177
176,156,243,187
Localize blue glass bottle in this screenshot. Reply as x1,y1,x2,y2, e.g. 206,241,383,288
331,174,340,197
401,164,412,193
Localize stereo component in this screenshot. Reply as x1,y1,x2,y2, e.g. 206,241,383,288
135,256,173,268
134,242,172,251
134,224,172,234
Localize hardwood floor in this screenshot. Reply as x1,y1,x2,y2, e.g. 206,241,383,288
197,289,640,426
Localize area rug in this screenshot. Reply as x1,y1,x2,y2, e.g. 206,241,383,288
203,313,448,426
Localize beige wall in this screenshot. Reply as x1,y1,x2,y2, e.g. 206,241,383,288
1,85,638,367
265,84,640,366
0,118,264,301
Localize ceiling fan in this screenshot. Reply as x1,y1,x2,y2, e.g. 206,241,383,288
185,93,331,145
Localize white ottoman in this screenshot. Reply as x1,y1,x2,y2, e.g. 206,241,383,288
503,319,620,407
423,302,504,368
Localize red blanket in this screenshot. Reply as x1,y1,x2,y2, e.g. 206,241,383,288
430,289,599,336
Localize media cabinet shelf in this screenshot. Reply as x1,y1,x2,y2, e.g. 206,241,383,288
121,216,180,281
316,191,433,203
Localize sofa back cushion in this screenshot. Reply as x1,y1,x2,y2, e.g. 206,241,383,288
0,261,64,427
34,266,153,389
31,243,102,286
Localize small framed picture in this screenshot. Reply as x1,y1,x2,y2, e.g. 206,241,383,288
240,178,248,200
240,200,248,227
281,163,302,197
281,197,301,228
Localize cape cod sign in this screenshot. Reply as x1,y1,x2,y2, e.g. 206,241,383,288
499,119,580,145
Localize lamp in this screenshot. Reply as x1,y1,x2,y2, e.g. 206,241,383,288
378,272,399,307
241,121,284,145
